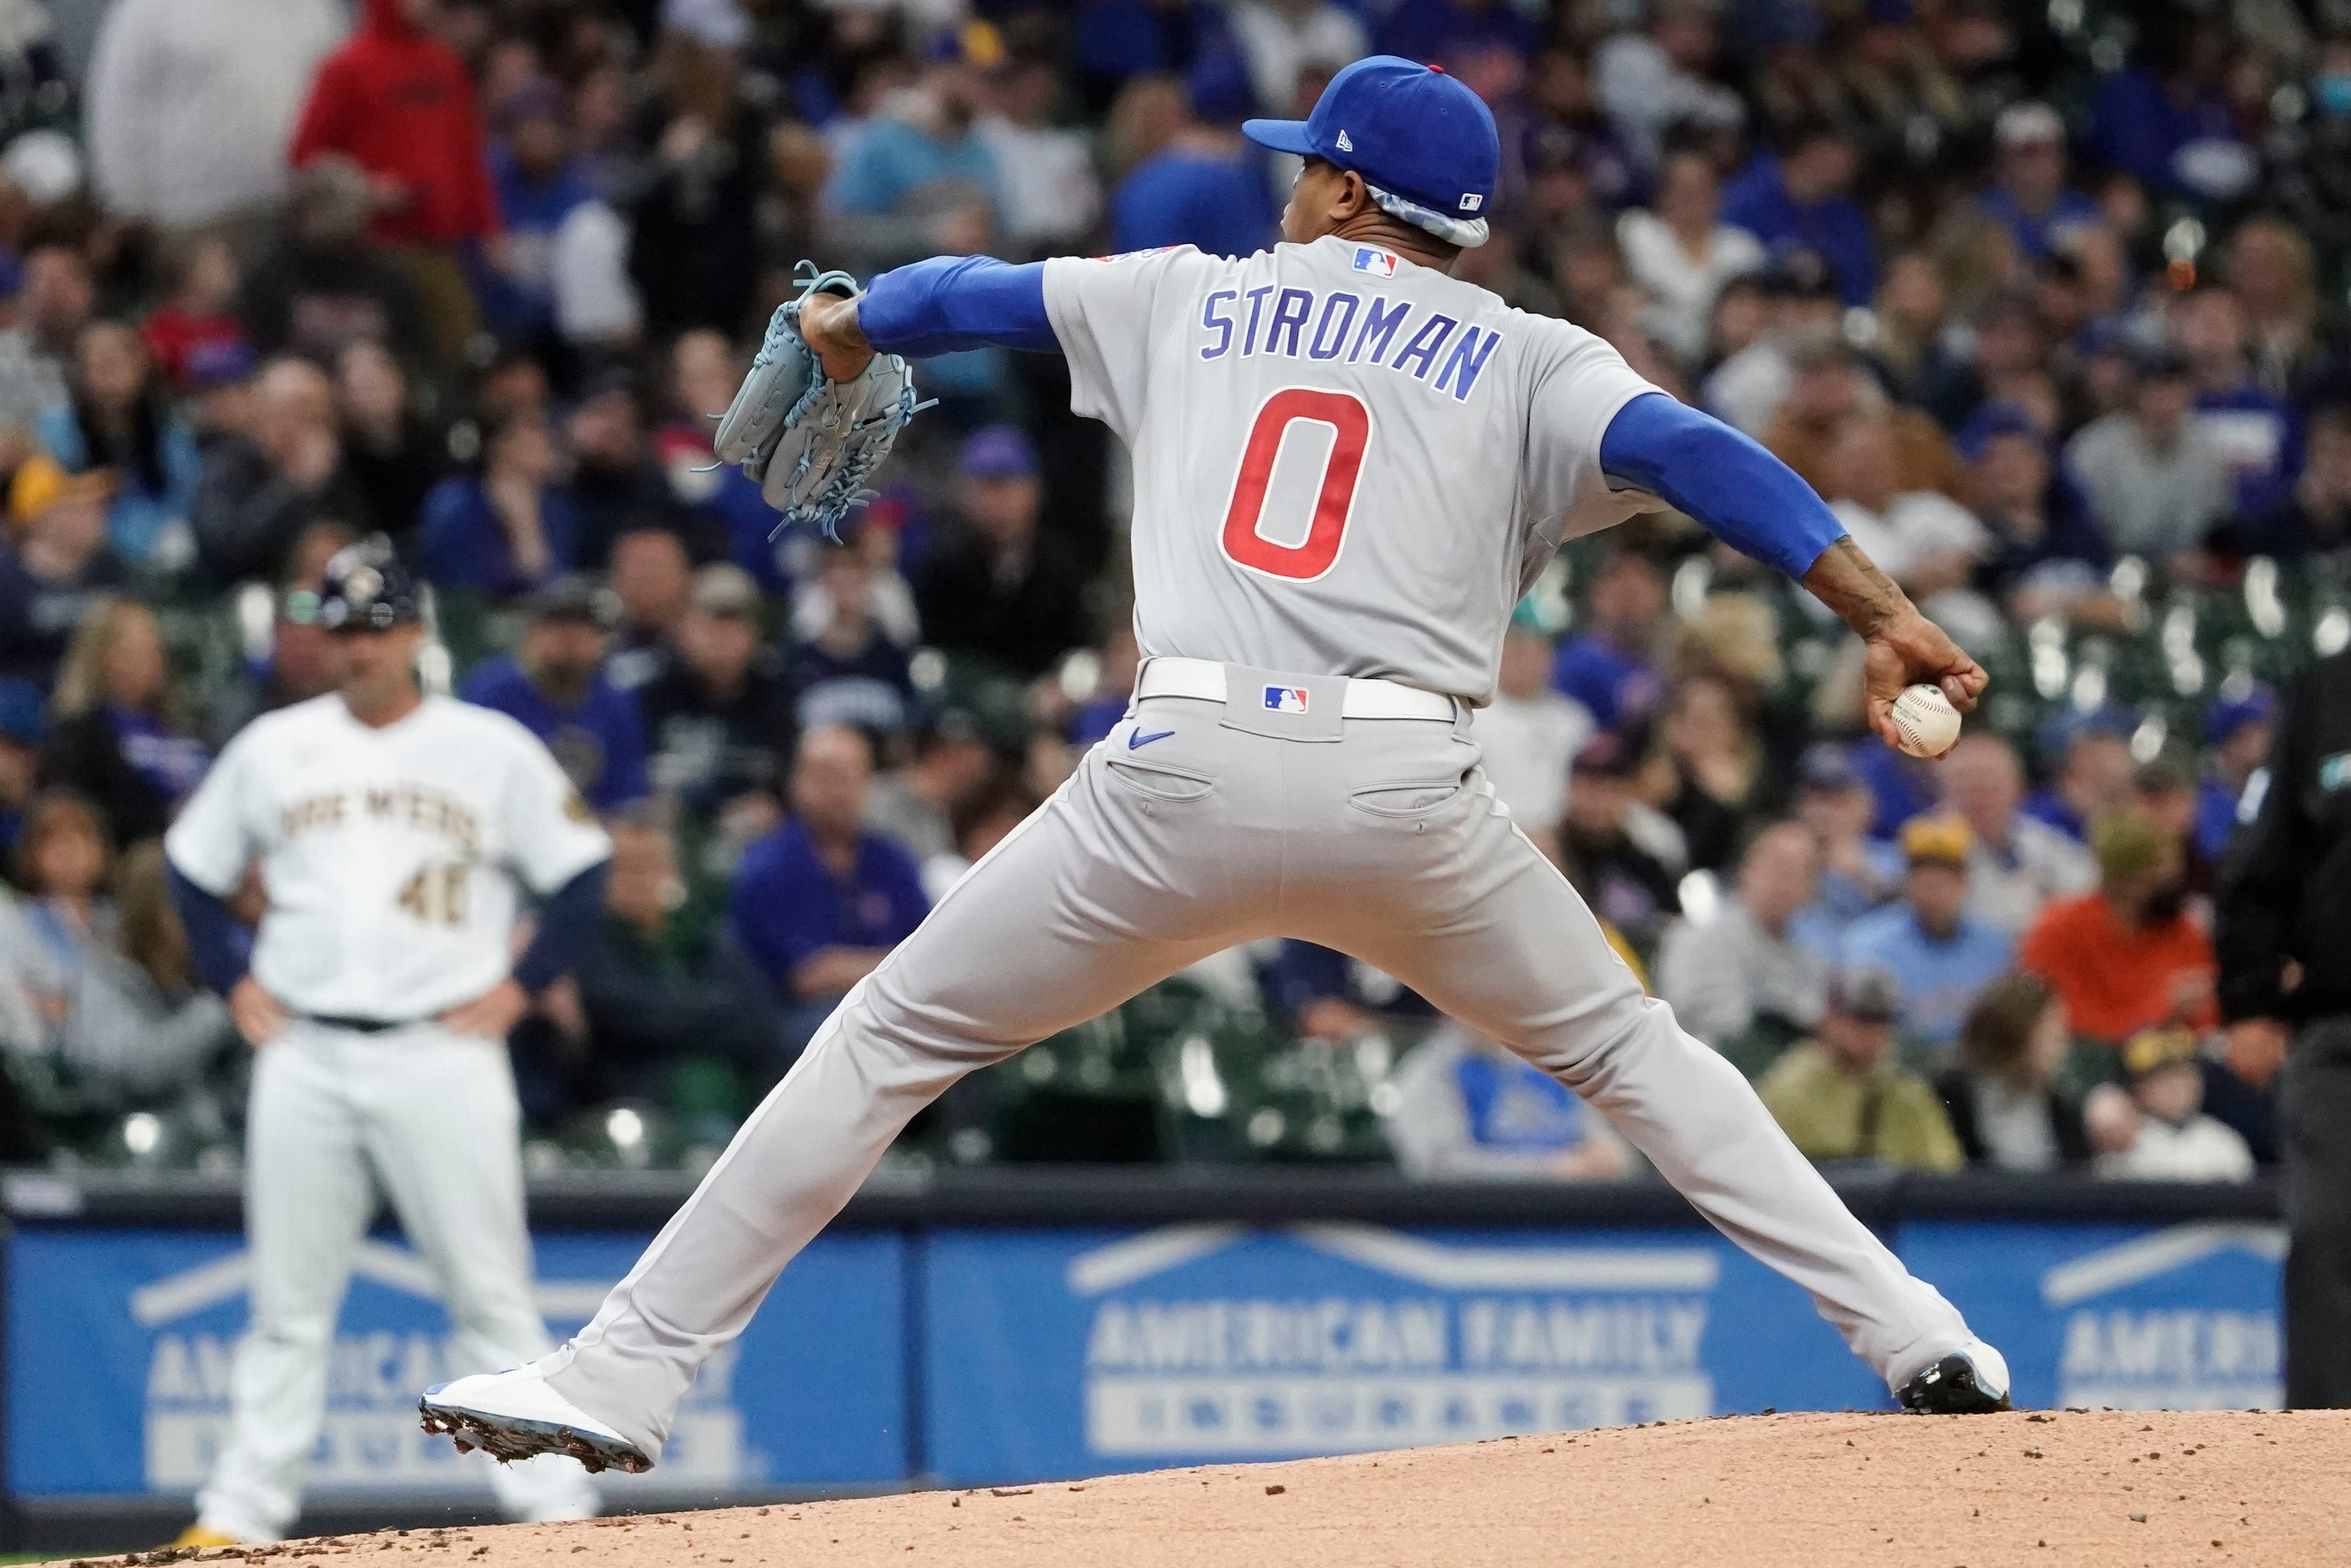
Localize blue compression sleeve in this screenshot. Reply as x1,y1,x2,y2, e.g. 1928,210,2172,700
511,861,609,993
1598,392,1848,580
856,256,1060,357
166,863,252,996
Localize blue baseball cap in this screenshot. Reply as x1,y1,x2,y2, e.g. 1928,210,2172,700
1954,400,2044,463
2203,685,2277,746
959,424,1038,481
1797,742,1864,792
0,679,43,747
1243,55,1500,248
2038,702,2136,762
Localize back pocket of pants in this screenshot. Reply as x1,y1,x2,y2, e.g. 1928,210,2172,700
1105,752,1216,804
1347,775,1464,820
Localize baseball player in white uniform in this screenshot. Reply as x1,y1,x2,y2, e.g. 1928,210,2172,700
165,542,611,1543
423,57,2010,1474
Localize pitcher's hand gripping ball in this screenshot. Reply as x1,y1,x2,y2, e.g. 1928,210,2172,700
1889,683,1963,758
713,263,932,540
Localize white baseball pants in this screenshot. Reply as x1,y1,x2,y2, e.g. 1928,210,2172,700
547,676,1975,1458
198,1021,594,1541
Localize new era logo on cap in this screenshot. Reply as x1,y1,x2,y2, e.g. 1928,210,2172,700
1335,129,1354,152
1263,685,1310,714
1351,247,1398,278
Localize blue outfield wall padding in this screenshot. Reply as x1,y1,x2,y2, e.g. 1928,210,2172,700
0,1172,2287,1507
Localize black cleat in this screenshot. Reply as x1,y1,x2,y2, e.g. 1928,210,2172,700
1897,1339,2013,1413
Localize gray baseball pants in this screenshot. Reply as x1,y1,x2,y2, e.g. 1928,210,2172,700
546,670,1973,1456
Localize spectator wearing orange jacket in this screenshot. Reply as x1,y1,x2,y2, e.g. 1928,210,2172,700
2018,809,2218,1048
287,0,499,363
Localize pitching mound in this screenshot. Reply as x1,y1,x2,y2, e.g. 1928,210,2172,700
87,1409,2351,1568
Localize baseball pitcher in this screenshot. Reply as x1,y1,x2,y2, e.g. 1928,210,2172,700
424,57,2008,1474
165,543,612,1543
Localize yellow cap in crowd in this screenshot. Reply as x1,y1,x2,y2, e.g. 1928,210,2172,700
9,456,114,525
1900,816,1974,868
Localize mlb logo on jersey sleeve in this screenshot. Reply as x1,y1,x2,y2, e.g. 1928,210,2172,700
1351,247,1398,279
1263,685,1311,714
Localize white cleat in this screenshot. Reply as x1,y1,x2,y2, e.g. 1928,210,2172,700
1896,1336,2013,1413
419,1364,654,1475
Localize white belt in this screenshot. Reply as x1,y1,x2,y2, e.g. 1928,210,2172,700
1135,656,1459,721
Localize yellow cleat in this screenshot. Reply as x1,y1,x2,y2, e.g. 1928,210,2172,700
171,1524,246,1548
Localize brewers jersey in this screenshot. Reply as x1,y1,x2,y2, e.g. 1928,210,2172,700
1043,235,1662,704
164,695,612,1019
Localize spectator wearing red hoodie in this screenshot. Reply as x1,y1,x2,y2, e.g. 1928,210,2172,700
287,0,500,365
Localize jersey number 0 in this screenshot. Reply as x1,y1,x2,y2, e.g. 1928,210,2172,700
1219,388,1370,582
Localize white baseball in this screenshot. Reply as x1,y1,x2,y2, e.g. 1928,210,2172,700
1889,684,1962,758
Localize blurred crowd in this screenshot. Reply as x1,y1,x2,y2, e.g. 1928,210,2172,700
0,0,2342,1182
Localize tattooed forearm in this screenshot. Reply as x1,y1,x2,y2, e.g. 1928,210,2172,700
1800,536,1913,639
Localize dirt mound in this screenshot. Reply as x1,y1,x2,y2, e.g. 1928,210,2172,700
81,1410,2351,1568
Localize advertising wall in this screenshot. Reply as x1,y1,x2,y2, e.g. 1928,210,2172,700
5,1229,908,1502
0,1195,2288,1508
1897,1220,2285,1412
921,1223,1879,1486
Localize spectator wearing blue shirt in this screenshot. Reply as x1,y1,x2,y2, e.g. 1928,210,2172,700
787,538,916,742
1961,404,2112,614
0,681,42,862
2177,284,2301,520
43,598,211,849
1384,1022,1631,1180
1792,744,1902,935
1720,121,1875,307
1975,103,2101,262
730,724,930,1051
2195,686,2276,866
1375,0,1540,68
2237,402,2351,561
1841,818,2016,1050
2087,25,2249,202
2021,708,2135,846
826,27,1004,276
419,407,580,599
459,576,649,812
33,320,203,568
1915,289,2051,436
825,25,1009,406
0,458,128,691
1849,735,1938,843
1262,939,1436,1041
480,78,597,342
1109,53,1278,259
1550,549,1668,733
1073,0,1241,113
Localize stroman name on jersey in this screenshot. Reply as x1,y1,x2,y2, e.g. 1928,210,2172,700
281,782,484,855
1196,280,1504,405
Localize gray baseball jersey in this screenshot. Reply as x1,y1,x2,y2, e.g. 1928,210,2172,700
494,240,1993,1463
1043,236,1661,704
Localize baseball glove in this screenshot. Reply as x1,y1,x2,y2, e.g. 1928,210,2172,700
712,262,932,541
